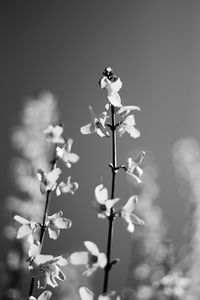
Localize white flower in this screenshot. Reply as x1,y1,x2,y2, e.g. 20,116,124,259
81,106,110,137
79,286,118,300
37,168,61,194
43,124,65,144
126,151,145,184
119,196,144,233
117,105,140,117
14,215,38,239
46,211,72,240
94,184,120,218
70,241,107,276
29,290,52,300
118,115,140,138
154,272,190,298
56,176,79,195
29,244,68,289
56,138,79,168
99,76,122,107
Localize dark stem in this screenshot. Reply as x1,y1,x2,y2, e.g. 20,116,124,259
103,105,117,293
28,149,57,297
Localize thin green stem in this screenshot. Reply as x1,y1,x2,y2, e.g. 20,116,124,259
103,105,117,293
28,149,57,297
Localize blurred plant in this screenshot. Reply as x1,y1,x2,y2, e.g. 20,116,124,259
69,67,145,299
2,92,59,300
172,137,200,300
3,92,80,300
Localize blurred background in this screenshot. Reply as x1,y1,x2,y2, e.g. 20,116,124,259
1,1,200,299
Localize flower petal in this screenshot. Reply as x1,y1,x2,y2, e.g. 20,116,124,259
125,126,140,138
14,215,29,224
122,196,138,213
95,184,108,204
33,254,54,265
79,287,94,300
70,251,89,265
38,291,52,300
84,241,99,256
105,198,120,211
108,93,121,108
54,217,72,229
117,105,141,115
80,123,95,135
67,152,80,163
129,213,144,225
83,266,97,277
98,253,107,268
46,168,61,184
98,291,117,300
48,227,60,240
56,256,68,266
17,224,32,239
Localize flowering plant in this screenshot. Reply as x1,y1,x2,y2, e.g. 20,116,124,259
69,67,145,299
12,122,79,299
9,68,147,300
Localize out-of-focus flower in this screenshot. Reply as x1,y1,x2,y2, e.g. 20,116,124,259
117,105,140,118
79,286,118,300
43,124,65,144
46,211,72,240
29,244,67,289
14,215,38,239
56,138,80,168
56,176,79,196
118,115,140,138
69,241,107,276
120,288,136,300
126,151,145,185
37,168,61,194
80,106,110,137
99,67,122,107
29,290,52,300
136,285,153,300
93,184,120,218
118,196,144,233
153,272,190,298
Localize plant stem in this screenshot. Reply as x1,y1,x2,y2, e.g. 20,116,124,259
103,105,117,293
28,149,57,297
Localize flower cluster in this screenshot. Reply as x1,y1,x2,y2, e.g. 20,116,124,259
81,67,140,140
69,67,145,299
13,124,79,299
